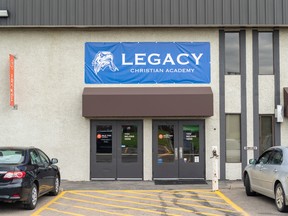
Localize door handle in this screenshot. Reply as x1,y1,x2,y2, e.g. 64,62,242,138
274,169,278,173
175,148,178,160
179,147,183,159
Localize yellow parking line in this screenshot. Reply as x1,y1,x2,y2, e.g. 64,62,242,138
69,191,201,214
73,189,217,194
216,191,250,216
46,207,84,216
31,191,67,216
31,190,247,216
54,201,133,216
163,189,222,196
61,195,222,216
62,196,182,216
70,190,237,213
120,190,228,206
82,189,223,200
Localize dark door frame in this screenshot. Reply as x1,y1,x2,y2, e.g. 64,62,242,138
152,120,205,180
90,120,143,180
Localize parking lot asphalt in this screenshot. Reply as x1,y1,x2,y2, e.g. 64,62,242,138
30,180,249,216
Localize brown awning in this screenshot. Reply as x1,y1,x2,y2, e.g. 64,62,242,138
82,87,213,118
284,88,288,117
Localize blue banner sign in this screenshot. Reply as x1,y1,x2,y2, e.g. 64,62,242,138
85,42,210,84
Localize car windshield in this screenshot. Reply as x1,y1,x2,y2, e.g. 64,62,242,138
0,149,25,164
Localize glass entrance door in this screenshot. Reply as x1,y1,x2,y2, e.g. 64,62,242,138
117,122,143,179
153,122,179,179
153,120,205,179
179,122,204,178
90,120,143,180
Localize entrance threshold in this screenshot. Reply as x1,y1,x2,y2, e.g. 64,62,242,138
154,179,207,185
153,178,205,180
117,178,142,181
91,178,143,181
91,178,115,181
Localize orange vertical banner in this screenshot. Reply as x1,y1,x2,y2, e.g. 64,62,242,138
9,54,15,107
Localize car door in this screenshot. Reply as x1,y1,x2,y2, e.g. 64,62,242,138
37,149,55,192
30,150,47,195
260,149,283,198
250,150,273,192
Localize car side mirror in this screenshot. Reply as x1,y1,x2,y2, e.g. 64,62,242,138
51,158,58,164
249,159,256,164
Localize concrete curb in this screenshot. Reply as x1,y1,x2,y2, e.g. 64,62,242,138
60,180,244,191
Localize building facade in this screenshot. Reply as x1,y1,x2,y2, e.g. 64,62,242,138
0,0,288,181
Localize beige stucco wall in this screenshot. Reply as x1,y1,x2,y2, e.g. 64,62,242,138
259,76,275,114
0,29,90,181
225,76,241,113
0,28,220,181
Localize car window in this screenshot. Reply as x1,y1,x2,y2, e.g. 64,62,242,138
257,150,273,165
30,150,42,165
0,149,25,164
269,150,283,165
37,149,50,165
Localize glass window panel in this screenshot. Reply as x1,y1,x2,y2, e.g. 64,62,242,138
121,125,138,163
0,149,25,164
30,150,41,165
96,125,112,162
270,151,282,165
37,150,50,165
225,32,240,75
183,125,200,163
259,32,274,75
257,150,273,165
226,114,241,163
157,125,174,163
260,116,274,154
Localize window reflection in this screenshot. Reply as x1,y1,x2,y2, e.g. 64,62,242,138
259,32,273,75
121,125,138,163
257,151,272,165
157,125,174,163
226,115,241,163
183,125,199,163
96,125,112,162
225,32,240,75
260,115,274,154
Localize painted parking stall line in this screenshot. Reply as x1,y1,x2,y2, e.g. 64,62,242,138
32,190,249,216
215,191,249,216
31,191,67,216
53,202,133,216
69,190,234,214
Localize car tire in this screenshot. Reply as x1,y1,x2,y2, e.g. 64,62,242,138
244,174,256,196
50,175,60,196
275,183,288,212
23,183,38,210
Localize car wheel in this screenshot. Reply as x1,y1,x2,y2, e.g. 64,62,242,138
275,183,288,212
50,175,60,196
244,174,256,196
23,183,38,210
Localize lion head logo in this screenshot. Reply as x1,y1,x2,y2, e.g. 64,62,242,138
92,51,119,74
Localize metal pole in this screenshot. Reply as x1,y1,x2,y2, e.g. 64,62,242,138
211,146,219,191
